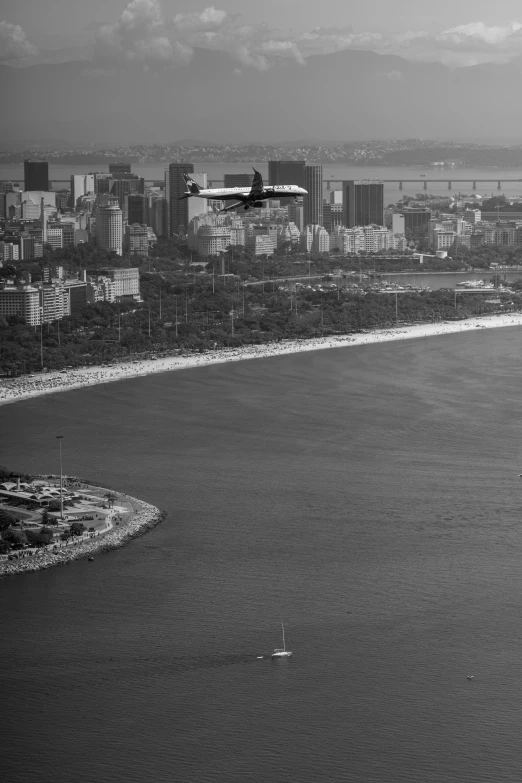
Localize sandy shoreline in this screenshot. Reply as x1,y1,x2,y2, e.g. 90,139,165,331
2,313,522,406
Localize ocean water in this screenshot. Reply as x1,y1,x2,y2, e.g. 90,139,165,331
2,329,522,782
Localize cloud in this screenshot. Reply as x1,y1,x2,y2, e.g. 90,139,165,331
438,22,522,46
31,4,522,71
0,21,37,61
173,7,228,33
260,40,306,66
95,0,193,64
295,20,522,66
92,1,306,70
298,26,383,57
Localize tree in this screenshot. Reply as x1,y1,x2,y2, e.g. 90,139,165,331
47,500,62,512
69,521,86,537
0,508,19,531
1,527,27,547
104,492,117,507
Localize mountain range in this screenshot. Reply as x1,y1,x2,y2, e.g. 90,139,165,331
3,47,522,146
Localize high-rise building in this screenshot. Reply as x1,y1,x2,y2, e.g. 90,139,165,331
111,177,145,215
39,283,70,323
0,285,41,325
397,207,432,238
287,203,304,232
188,173,210,222
303,166,323,228
268,161,306,188
342,181,384,228
224,173,253,188
70,175,95,209
128,194,148,225
24,160,49,192
109,163,132,178
96,204,123,255
87,267,140,299
124,224,150,256
322,203,343,232
168,163,194,236
92,173,113,195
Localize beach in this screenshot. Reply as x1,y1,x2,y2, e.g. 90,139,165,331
2,313,522,407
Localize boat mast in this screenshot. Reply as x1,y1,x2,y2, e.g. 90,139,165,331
282,622,285,652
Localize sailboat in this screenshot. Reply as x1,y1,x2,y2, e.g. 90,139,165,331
271,622,292,658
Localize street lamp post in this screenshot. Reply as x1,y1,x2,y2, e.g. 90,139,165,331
56,436,64,519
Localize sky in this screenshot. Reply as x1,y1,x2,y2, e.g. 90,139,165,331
3,0,522,67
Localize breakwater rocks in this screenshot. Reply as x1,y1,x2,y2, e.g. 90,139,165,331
0,496,165,579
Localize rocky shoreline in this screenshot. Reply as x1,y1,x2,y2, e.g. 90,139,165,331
0,491,165,578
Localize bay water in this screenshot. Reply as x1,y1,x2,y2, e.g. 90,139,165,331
3,163,522,204
2,329,522,782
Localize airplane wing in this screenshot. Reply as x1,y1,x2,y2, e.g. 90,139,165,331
249,168,264,199
219,201,245,212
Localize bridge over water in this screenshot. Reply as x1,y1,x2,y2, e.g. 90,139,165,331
4,177,522,192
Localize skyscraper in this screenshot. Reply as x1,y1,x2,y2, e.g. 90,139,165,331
303,166,323,227
128,194,148,225
168,163,194,236
109,163,132,178
96,204,123,255
70,174,95,209
224,173,253,188
24,160,49,192
188,174,210,223
268,161,305,187
342,181,384,228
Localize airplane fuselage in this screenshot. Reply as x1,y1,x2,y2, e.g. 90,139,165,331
192,184,307,200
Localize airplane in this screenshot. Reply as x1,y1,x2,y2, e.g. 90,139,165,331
179,168,307,212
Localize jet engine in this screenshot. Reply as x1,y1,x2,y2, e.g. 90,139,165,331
253,201,264,207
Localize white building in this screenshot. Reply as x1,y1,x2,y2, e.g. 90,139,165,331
391,213,405,234
431,228,456,250
245,225,277,256
96,204,123,255
46,228,63,250
187,173,211,222
86,276,117,304
301,224,330,253
0,284,40,325
196,225,233,257
70,174,95,209
91,268,140,300
277,222,301,248
38,283,70,323
0,241,20,262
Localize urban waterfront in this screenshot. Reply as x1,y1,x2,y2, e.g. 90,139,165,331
3,328,522,782
3,163,522,204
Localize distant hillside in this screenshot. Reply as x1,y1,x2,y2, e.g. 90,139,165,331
1,49,522,147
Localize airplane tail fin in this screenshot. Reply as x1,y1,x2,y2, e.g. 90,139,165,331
182,173,201,194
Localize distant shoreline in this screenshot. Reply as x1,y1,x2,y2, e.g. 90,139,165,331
1,312,522,408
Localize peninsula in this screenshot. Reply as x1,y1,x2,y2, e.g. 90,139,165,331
0,473,165,577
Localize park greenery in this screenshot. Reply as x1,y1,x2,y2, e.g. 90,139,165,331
2,235,522,376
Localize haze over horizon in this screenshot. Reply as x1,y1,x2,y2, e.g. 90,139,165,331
3,1,522,145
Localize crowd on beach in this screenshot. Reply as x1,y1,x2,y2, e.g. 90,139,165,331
1,312,522,407
0,495,164,578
